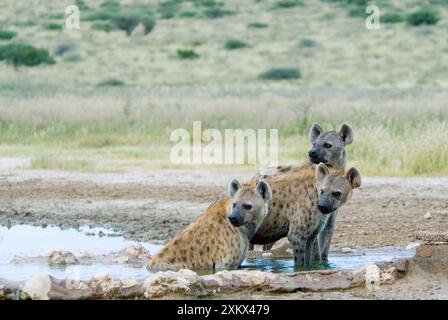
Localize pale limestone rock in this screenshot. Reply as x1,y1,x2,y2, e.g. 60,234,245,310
48,251,78,265
143,269,203,299
23,273,52,300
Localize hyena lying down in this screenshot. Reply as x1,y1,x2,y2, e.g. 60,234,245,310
251,123,355,266
147,179,272,271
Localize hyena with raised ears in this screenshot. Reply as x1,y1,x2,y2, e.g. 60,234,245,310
307,163,361,264
250,123,354,266
147,179,272,272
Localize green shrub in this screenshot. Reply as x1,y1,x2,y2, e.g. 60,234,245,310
0,44,55,70
75,0,89,10
62,51,82,62
158,1,179,19
112,11,141,36
247,22,268,28
0,30,17,40
382,12,405,23
259,68,301,80
299,38,317,48
271,0,304,10
180,11,198,17
97,79,125,87
406,7,440,26
55,41,76,56
43,23,63,31
141,16,156,35
203,7,235,18
224,39,249,50
100,0,120,10
47,13,64,19
194,0,223,7
177,49,200,59
91,22,114,32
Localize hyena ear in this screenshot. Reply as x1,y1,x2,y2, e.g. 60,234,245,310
346,167,361,189
338,123,354,145
309,122,323,143
316,163,330,183
228,178,242,198
256,180,272,202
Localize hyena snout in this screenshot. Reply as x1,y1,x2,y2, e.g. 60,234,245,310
228,208,244,227
317,198,335,215
308,147,319,159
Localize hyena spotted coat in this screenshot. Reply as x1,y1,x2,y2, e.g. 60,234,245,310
249,123,354,266
147,179,272,272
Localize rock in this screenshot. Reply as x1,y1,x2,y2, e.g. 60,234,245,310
77,251,91,260
405,242,420,250
262,252,273,258
270,238,292,257
48,251,78,265
364,264,381,290
125,244,150,258
0,285,4,299
143,269,204,299
115,256,129,264
341,247,354,254
424,212,432,219
415,231,448,244
23,274,52,300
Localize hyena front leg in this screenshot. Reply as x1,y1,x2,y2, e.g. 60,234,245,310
319,211,338,261
287,228,308,267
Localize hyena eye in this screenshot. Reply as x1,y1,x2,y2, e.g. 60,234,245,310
320,189,324,195
232,203,236,208
243,203,252,210
323,143,332,149
332,191,341,198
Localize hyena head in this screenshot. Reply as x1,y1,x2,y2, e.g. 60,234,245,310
227,179,272,227
315,163,361,214
308,123,354,169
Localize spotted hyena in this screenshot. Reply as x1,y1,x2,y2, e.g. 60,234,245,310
307,163,361,264
147,179,272,272
250,123,354,266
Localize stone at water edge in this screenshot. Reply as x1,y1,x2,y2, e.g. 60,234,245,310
364,265,381,290
423,212,432,219
341,247,354,254
22,273,52,300
143,269,205,299
405,242,420,250
47,250,78,265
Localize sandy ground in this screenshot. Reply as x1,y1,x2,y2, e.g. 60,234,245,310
1,163,447,249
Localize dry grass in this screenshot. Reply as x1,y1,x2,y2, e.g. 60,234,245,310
0,0,447,175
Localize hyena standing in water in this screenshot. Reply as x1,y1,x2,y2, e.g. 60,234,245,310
250,123,354,266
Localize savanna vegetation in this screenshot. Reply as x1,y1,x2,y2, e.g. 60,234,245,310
0,0,447,176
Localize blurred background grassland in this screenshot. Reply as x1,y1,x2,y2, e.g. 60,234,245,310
0,0,447,176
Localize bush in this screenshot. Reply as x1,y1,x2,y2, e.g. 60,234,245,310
100,0,120,10
299,38,317,48
0,44,55,70
180,11,198,18
43,23,63,31
259,68,301,80
75,0,89,10
271,0,304,10
91,22,114,32
247,22,268,28
177,49,200,59
55,41,76,56
203,7,235,18
224,39,249,50
97,79,125,87
406,7,440,26
382,12,405,23
0,30,17,40
62,51,82,62
141,16,156,35
112,12,141,36
158,1,179,19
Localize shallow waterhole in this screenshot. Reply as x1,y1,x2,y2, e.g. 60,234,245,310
0,224,415,282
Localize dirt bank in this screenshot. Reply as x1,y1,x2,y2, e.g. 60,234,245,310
1,166,447,247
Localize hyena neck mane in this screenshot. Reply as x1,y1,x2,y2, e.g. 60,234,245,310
238,221,261,240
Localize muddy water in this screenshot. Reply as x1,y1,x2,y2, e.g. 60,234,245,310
0,224,415,283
